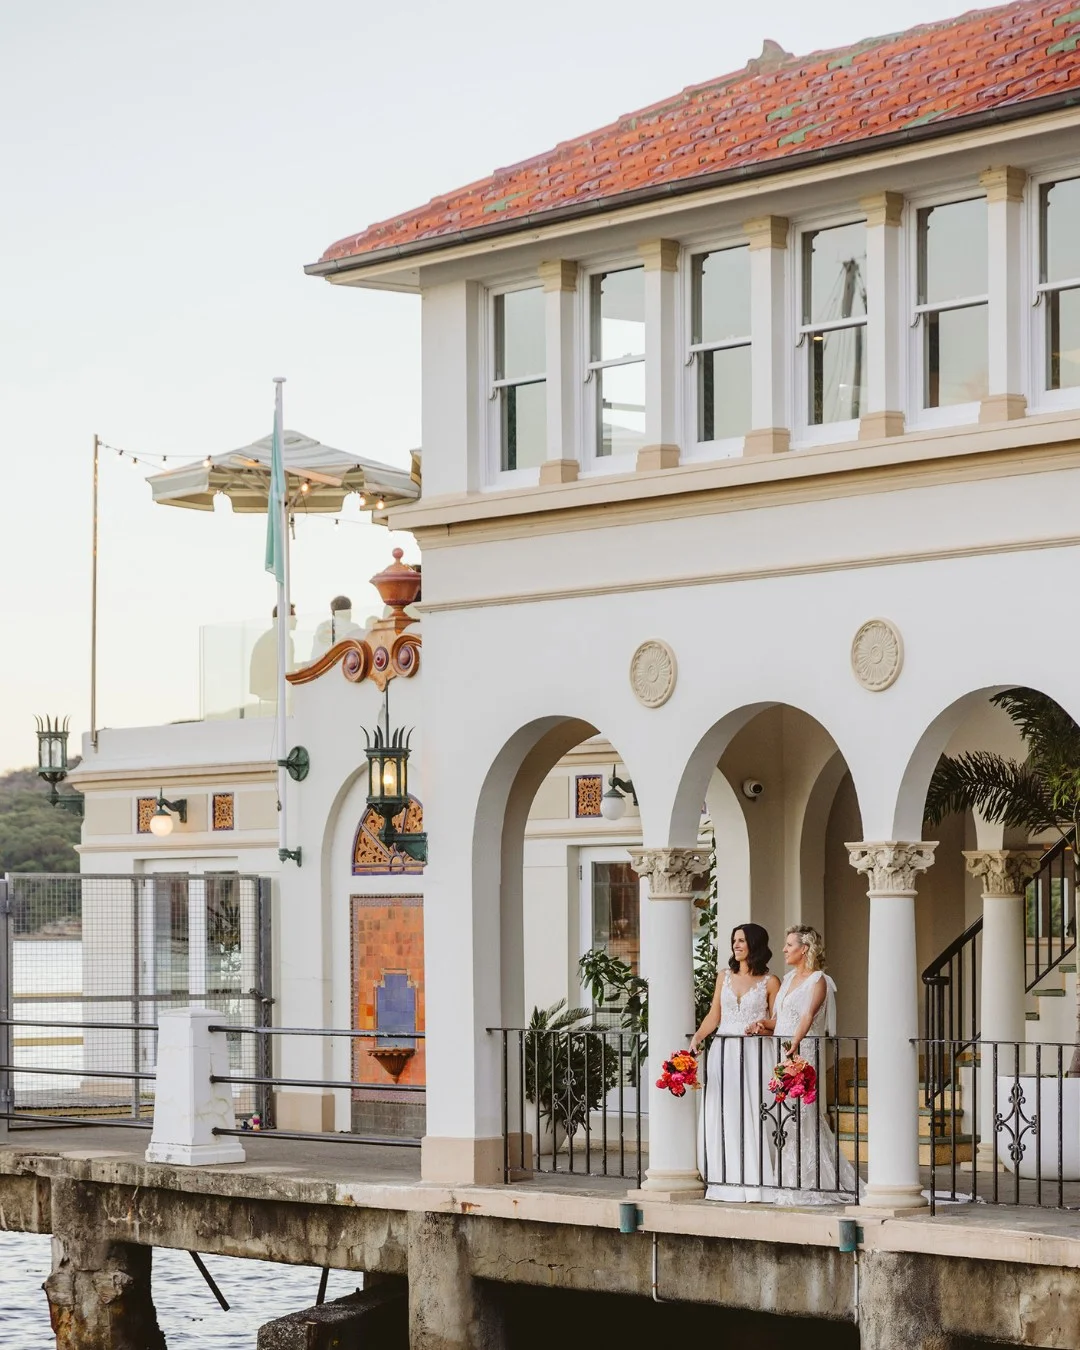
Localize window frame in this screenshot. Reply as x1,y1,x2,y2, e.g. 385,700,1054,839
482,278,548,489
1029,164,1080,414
580,259,647,475
682,238,751,461
791,211,868,448
905,187,989,431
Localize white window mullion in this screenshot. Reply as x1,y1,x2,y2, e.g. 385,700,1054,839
743,215,789,456
538,259,579,484
980,165,1027,423
860,192,905,440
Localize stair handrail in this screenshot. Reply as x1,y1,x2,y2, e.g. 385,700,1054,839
1025,832,1076,992
921,916,982,1113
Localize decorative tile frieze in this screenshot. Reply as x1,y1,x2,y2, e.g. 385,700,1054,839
212,793,235,831
575,775,603,818
136,798,157,834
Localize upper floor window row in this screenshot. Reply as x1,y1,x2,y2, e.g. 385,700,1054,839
484,172,1080,482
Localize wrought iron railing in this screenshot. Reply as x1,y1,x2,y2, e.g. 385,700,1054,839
1026,835,1076,991
492,1027,645,1186
920,1037,1079,1213
922,916,981,1114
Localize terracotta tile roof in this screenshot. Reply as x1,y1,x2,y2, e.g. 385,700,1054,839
318,0,1080,268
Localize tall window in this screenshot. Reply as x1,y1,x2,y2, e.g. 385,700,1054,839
917,199,988,408
800,222,867,425
690,247,751,442
1040,177,1080,392
493,288,546,472
590,861,640,1027
589,268,645,457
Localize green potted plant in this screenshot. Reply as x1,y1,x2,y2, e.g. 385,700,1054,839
523,1000,620,1153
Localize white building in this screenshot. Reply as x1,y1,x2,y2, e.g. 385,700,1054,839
304,0,1080,1209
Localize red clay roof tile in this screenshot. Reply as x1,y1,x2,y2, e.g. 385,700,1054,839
318,0,1080,267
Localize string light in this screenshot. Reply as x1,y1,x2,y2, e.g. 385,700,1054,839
300,481,310,495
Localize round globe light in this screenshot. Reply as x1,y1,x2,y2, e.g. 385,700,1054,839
600,788,626,822
149,807,174,838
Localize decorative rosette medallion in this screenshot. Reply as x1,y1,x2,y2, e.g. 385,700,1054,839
629,639,677,709
850,619,903,692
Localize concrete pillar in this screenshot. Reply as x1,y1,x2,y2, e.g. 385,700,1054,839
44,1177,166,1350
538,259,580,484
637,239,680,471
628,847,710,1198
965,848,1042,1167
859,1251,958,1350
407,1211,506,1350
980,165,1027,424
145,1006,246,1165
847,841,937,1210
859,191,905,440
742,215,790,456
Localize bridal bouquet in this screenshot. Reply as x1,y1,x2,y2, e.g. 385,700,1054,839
768,1054,817,1106
656,1049,699,1097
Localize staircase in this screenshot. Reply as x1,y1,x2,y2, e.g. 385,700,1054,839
832,1058,974,1165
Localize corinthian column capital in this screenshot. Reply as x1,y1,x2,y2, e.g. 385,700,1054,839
628,848,710,900
963,849,1043,896
846,841,937,894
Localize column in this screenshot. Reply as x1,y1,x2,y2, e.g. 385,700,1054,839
537,259,580,484
743,215,790,456
859,191,905,441
979,165,1027,424
637,238,680,471
628,846,710,1198
407,1211,507,1349
965,848,1042,1167
847,840,937,1210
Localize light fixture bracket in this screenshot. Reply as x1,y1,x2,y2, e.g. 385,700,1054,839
278,746,310,782
278,846,303,867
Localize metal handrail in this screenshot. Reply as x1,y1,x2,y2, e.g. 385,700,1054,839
1025,833,1076,992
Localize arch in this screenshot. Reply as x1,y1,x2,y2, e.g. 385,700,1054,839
798,748,853,936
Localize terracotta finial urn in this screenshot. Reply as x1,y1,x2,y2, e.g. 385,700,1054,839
371,548,421,612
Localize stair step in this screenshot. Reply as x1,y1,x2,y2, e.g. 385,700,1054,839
1060,962,1076,974
837,1135,976,1166
1033,988,1067,998
1027,1011,1041,1021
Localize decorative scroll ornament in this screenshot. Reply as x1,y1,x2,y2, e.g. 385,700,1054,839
846,841,937,893
630,639,677,709
963,849,1043,896
629,847,710,899
850,619,903,692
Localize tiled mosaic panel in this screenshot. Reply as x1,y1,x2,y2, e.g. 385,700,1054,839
136,798,157,834
576,774,603,818
351,896,424,1088
212,793,235,831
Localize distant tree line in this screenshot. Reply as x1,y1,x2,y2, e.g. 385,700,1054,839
0,765,81,875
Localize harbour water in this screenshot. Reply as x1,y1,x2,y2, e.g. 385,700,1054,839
0,1230,361,1347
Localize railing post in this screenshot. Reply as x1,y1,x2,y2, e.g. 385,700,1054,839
145,1008,245,1165
0,879,12,1137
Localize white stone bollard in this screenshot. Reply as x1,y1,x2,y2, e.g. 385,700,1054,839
145,1007,246,1166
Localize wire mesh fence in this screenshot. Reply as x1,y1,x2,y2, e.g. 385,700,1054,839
0,872,271,1130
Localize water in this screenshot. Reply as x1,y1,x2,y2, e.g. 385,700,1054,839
0,1231,362,1347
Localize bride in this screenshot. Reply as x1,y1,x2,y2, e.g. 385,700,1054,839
750,925,862,1204
690,924,779,1202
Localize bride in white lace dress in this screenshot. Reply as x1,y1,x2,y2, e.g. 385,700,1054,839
753,926,862,1205
690,924,780,1202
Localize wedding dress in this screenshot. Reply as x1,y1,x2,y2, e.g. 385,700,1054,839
700,971,776,1202
768,969,862,1205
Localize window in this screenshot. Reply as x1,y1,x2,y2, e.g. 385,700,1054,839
800,222,867,425
589,268,645,458
1039,177,1080,392
589,860,640,1026
916,199,988,408
690,247,751,443
493,288,546,472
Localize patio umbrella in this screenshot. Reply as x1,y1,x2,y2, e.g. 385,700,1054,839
145,412,420,867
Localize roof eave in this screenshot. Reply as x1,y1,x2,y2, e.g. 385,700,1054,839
306,87,1080,284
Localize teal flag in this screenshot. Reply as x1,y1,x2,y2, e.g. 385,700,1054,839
264,404,285,584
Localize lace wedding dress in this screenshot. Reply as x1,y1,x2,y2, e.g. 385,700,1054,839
768,970,863,1205
700,971,777,1202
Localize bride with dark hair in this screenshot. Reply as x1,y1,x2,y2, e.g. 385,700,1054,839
690,923,780,1202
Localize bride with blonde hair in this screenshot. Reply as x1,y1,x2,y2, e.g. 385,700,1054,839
748,925,862,1204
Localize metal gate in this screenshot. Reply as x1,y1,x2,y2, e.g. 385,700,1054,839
0,872,272,1131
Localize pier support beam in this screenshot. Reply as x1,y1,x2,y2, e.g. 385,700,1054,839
859,1252,958,1350
407,1212,505,1350
44,1178,165,1350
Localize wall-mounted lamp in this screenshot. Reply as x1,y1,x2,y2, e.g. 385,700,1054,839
600,764,638,822
35,716,83,815
362,688,427,863
149,792,188,838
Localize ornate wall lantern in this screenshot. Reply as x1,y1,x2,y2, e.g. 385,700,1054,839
363,688,427,863
35,716,83,815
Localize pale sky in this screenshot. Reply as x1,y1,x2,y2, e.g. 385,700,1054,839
0,0,960,772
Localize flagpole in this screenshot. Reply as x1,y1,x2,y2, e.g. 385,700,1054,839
273,378,289,864
90,433,100,749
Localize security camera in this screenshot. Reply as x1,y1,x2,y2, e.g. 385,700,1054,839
742,779,764,801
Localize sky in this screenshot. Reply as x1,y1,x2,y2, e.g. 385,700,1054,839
0,0,962,773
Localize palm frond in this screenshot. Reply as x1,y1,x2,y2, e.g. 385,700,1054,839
924,751,1060,833
992,688,1080,774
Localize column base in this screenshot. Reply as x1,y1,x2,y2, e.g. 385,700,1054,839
420,1135,505,1186
979,393,1027,423
636,443,680,471
627,1168,705,1202
743,427,790,456
850,1182,927,1215
145,1139,246,1166
538,458,579,484
275,1091,335,1133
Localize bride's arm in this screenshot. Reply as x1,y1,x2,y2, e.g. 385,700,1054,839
747,975,781,1035
786,978,827,1056
689,974,723,1053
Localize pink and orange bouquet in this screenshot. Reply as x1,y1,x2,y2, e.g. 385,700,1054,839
656,1049,699,1097
768,1054,817,1106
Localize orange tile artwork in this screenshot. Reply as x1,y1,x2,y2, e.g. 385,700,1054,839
351,896,425,1090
